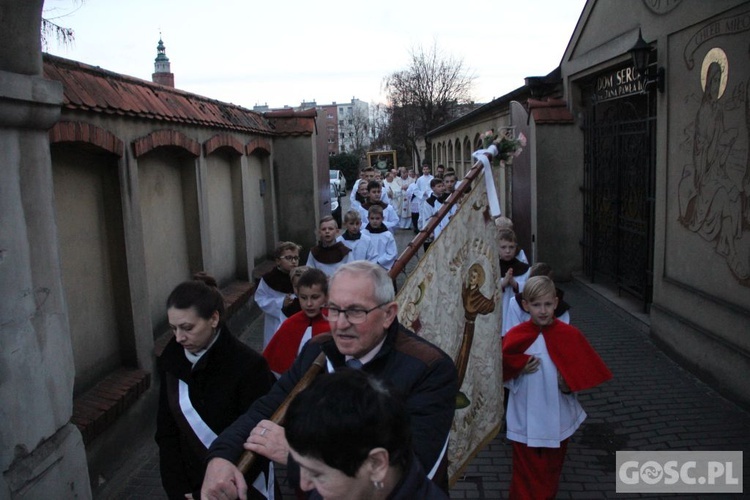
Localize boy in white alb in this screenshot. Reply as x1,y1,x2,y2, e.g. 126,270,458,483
498,229,530,337
358,181,399,234
419,178,448,251
337,210,377,263
503,276,612,499
362,205,397,271
306,216,352,276
254,241,301,347
350,167,389,206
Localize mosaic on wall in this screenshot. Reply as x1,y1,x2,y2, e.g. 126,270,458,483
672,8,750,289
396,169,505,483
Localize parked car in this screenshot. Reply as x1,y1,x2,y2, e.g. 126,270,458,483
329,169,346,195
329,182,342,227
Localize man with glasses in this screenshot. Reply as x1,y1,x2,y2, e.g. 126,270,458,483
202,261,458,499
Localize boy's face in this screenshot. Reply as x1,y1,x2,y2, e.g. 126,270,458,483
319,220,338,245
344,219,361,234
498,239,517,261
444,176,456,191
298,284,327,319
368,187,382,202
357,182,369,197
368,213,383,228
523,292,558,327
422,165,431,176
432,182,445,195
364,171,376,182
276,249,300,273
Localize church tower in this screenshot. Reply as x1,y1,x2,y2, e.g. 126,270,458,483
152,37,174,87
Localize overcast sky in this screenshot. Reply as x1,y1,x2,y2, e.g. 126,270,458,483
43,0,587,109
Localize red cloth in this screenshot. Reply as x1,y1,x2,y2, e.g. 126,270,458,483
510,439,568,499
262,312,330,374
503,319,612,392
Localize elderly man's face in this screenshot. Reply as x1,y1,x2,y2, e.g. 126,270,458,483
327,271,396,358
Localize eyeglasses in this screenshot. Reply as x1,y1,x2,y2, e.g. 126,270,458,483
322,302,390,324
279,255,300,262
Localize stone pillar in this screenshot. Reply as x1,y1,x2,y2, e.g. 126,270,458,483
0,0,91,497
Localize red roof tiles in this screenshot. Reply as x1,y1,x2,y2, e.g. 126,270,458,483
43,53,281,135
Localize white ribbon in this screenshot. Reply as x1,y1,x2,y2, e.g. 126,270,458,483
472,145,502,217
297,326,313,355
178,380,218,449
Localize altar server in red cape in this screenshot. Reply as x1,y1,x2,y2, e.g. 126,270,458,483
263,268,330,376
503,276,612,500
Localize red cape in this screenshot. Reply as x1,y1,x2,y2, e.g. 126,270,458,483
503,319,612,392
262,311,330,374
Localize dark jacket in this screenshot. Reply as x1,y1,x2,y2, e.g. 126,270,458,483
155,325,275,499
208,320,458,486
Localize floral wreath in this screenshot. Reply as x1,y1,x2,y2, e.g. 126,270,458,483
480,129,527,167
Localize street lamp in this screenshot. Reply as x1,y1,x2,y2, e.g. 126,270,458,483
629,29,665,93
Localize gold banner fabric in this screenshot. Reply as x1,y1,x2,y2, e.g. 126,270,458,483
396,168,504,484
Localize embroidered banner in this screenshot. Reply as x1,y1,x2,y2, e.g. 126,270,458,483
396,166,504,484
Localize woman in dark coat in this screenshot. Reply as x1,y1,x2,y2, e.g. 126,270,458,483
155,274,275,499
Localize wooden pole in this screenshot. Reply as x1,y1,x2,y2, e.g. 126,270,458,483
389,155,490,279
236,351,327,474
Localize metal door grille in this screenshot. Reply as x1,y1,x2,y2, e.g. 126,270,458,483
582,83,655,309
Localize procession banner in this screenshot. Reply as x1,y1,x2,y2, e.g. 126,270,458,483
396,166,504,484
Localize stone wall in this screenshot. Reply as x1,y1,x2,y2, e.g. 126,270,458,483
0,1,91,497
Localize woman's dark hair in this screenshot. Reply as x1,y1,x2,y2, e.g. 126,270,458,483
166,272,224,320
285,370,411,477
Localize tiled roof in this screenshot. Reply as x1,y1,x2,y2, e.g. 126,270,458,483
529,98,574,124
43,53,276,135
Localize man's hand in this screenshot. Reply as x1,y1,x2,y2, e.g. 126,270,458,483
201,457,247,500
245,420,290,464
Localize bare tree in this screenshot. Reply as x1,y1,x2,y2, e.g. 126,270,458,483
383,43,475,165
41,0,84,50
369,102,391,151
349,103,371,154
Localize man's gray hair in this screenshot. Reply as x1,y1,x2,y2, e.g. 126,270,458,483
330,260,395,304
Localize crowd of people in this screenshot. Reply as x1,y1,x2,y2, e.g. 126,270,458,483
154,163,611,500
